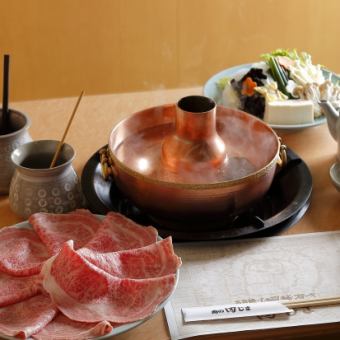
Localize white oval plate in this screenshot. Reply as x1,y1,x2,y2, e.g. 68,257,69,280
0,218,179,340
203,62,338,130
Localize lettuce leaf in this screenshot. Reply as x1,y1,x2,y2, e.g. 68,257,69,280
261,48,300,62
216,76,230,91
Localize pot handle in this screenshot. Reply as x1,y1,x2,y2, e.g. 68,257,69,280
100,146,118,180
276,138,287,169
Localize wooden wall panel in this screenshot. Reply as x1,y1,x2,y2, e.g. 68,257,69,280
178,0,340,84
0,0,339,101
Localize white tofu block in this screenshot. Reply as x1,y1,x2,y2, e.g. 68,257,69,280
264,100,314,125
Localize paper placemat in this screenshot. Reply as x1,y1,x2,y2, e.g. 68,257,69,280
165,231,340,339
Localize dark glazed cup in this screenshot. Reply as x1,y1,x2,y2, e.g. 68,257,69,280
0,109,32,194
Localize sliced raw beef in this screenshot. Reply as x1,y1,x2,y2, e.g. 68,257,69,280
0,226,49,276
0,294,58,339
29,209,102,255
0,272,41,307
32,314,113,340
84,212,158,252
42,241,176,323
78,237,181,278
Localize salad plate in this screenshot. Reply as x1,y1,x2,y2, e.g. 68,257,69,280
0,220,179,340
203,62,339,130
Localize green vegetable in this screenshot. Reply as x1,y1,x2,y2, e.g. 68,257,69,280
261,48,300,62
216,77,230,91
268,57,289,96
261,48,325,87
273,57,288,85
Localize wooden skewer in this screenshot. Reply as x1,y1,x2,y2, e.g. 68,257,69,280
284,296,340,309
49,90,84,168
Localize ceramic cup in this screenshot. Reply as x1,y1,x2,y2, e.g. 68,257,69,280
0,109,32,194
9,140,85,218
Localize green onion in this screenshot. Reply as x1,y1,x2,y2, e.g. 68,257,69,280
268,57,289,96
274,58,288,85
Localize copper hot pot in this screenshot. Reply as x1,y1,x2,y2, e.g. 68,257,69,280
108,95,285,228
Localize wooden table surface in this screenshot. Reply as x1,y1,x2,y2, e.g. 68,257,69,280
1,87,340,339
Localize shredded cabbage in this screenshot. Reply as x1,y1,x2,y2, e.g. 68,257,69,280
289,57,325,85
262,49,325,85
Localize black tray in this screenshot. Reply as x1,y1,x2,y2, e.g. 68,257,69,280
81,146,312,241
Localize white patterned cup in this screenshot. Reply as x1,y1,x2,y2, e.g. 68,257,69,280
9,140,84,218
0,109,32,194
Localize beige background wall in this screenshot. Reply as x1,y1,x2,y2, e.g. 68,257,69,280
0,0,339,101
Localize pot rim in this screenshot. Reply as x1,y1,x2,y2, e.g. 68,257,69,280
11,139,75,175
0,109,31,139
108,104,281,190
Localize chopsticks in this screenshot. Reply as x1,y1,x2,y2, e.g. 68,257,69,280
1,54,10,134
49,90,84,168
284,296,340,309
